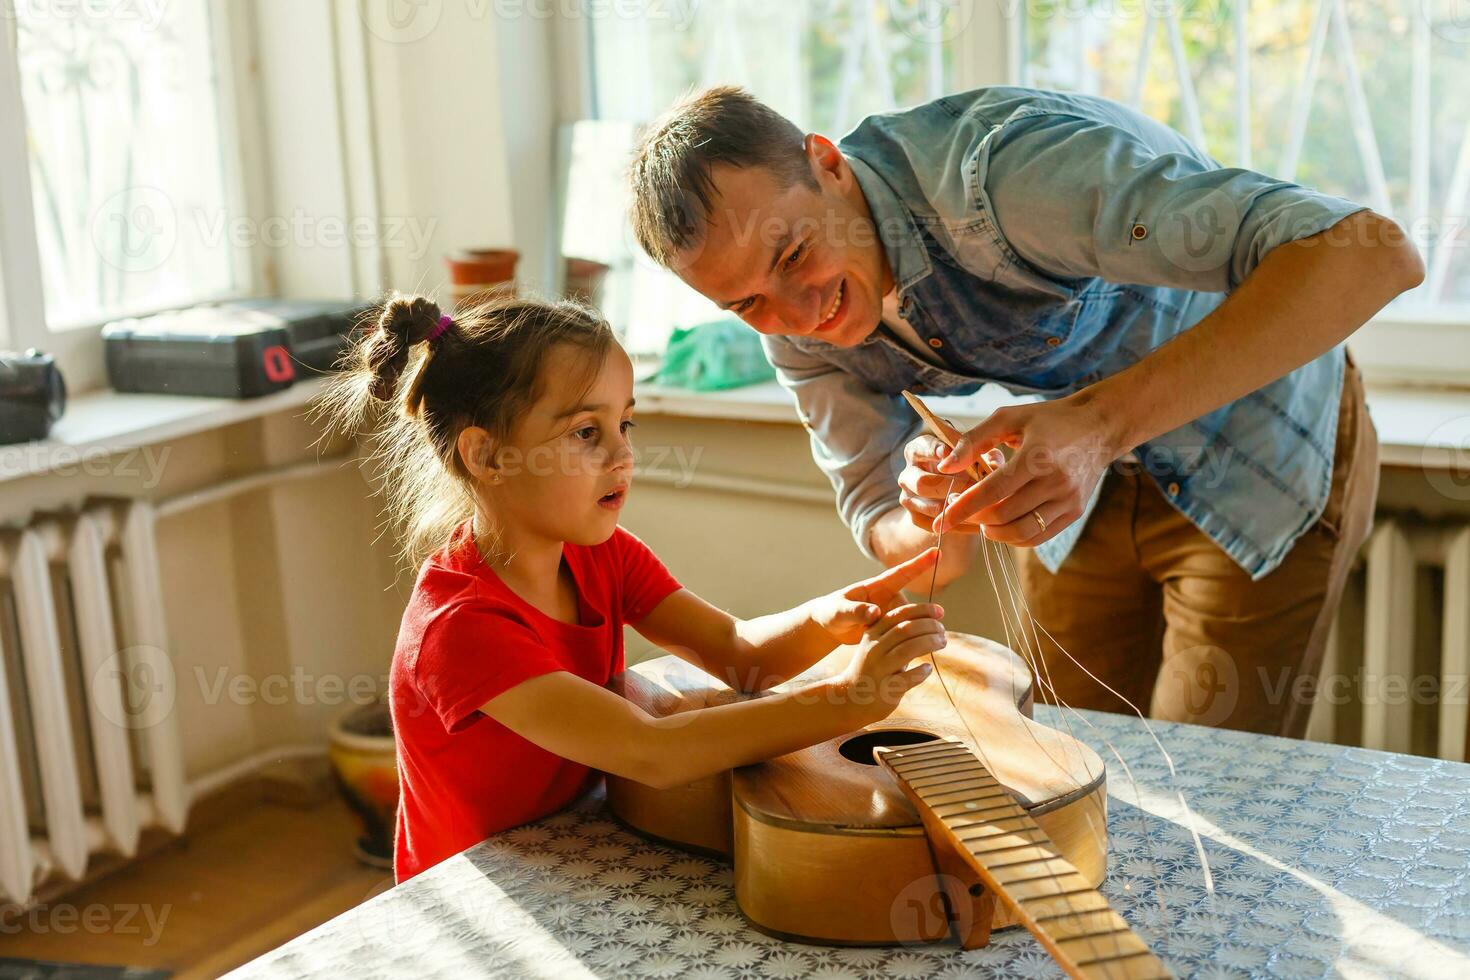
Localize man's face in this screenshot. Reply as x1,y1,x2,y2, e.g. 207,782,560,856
673,140,892,349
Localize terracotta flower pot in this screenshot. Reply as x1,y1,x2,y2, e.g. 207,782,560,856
445,248,518,310
328,702,398,869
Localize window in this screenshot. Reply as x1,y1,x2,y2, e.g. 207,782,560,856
1021,0,1470,319
578,0,964,355
7,0,238,330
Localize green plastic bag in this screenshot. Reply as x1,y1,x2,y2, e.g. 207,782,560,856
652,316,777,391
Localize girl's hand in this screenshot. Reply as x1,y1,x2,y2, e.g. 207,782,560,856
935,395,1116,546
808,548,941,645
839,602,946,723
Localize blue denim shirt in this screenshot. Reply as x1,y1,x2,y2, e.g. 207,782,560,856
763,87,1367,580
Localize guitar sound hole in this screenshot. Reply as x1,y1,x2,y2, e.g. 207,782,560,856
838,729,939,766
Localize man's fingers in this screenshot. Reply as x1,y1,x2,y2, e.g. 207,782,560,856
937,410,1017,476
935,457,1031,532
904,433,949,466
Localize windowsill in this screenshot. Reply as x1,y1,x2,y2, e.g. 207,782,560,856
3,374,1460,488
0,377,330,485
635,380,1470,471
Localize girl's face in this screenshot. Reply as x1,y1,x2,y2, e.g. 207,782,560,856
482,342,637,549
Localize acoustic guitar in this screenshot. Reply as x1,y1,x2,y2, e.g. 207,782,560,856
607,633,1171,978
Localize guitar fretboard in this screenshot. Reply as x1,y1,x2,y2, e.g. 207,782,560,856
878,737,1171,980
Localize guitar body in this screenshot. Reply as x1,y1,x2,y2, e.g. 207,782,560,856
608,633,1109,946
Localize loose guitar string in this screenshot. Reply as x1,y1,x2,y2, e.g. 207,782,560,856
983,529,1217,898
982,530,1178,945
928,445,1212,944
977,528,1142,963
919,423,1212,957
927,480,1131,961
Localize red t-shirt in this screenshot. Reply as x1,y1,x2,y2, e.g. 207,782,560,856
389,520,682,882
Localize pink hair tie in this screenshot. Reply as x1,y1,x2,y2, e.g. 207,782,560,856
426,314,454,345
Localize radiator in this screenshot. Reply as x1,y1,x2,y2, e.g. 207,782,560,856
0,500,185,906
1306,518,1470,762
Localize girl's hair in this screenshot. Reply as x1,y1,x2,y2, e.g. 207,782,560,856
316,291,615,566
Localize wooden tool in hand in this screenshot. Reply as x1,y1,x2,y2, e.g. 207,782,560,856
901,389,1049,541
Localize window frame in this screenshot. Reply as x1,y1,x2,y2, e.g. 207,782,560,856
0,0,264,392
560,0,1469,388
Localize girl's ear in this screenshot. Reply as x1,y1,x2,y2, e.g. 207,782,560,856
457,426,502,485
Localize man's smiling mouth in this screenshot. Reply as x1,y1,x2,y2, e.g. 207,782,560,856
817,279,845,329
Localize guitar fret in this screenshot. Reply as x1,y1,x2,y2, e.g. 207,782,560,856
970,844,1061,867
1056,927,1133,957
1044,912,1131,943
926,787,1015,807
1027,891,1112,921
957,827,1049,850
992,867,1088,890
1015,883,1096,904
940,811,1023,834
1072,946,1158,969
884,740,964,761
986,856,1072,882
894,758,981,779
954,813,1032,835
908,771,1001,791
933,796,1020,818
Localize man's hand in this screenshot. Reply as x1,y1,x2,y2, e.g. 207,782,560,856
808,547,941,645
934,394,1118,546
898,431,1002,535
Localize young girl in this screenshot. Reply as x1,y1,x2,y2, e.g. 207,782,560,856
322,293,946,882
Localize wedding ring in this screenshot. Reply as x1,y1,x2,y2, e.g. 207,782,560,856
1033,511,1048,534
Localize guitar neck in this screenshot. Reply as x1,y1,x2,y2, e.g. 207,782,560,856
877,737,1171,980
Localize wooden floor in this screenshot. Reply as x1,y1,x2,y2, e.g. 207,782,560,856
0,795,390,978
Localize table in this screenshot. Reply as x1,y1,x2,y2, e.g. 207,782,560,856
232,709,1470,979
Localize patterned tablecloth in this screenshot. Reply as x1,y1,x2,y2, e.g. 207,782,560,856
233,709,1470,979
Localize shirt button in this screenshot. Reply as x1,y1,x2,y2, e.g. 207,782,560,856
1167,481,1181,496
1045,336,1062,347
927,338,943,349
1131,223,1148,241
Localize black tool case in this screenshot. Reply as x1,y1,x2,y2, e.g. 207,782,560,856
102,299,369,398
219,298,371,373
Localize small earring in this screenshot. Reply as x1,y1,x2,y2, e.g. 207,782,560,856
491,473,503,485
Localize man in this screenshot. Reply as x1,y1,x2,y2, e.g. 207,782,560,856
627,86,1423,736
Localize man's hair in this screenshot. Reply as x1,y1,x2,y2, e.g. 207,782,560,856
628,86,817,268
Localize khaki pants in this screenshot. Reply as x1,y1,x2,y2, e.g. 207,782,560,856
1015,358,1379,737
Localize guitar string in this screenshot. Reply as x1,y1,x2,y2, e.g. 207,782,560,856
984,531,1170,961
925,450,1214,958
979,530,1141,966
926,478,1128,958
916,413,1211,960
985,528,1216,898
